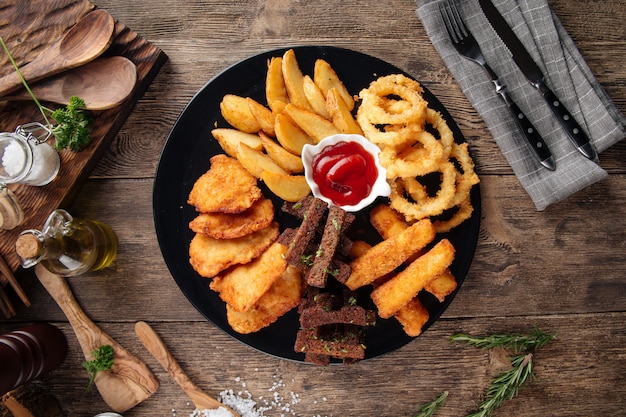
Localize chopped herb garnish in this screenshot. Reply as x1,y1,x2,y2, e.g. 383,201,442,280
82,345,114,392
300,254,314,266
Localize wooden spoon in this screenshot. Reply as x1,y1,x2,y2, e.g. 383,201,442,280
3,56,137,110
0,9,115,97
135,321,240,417
34,265,159,413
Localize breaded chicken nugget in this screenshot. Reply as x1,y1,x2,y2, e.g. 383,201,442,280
188,154,262,213
226,265,303,334
189,198,274,239
210,242,288,312
189,222,279,278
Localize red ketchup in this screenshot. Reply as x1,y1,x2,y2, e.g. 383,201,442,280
311,141,378,207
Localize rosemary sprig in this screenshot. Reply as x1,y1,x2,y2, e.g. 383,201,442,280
413,391,449,417
450,328,556,353
466,353,534,417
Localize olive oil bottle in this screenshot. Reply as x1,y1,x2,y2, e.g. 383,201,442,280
15,209,118,276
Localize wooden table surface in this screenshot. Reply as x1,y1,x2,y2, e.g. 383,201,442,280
1,0,624,416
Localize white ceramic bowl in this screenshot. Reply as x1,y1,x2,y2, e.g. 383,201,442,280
301,133,391,212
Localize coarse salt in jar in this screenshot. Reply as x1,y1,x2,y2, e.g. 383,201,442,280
0,123,60,186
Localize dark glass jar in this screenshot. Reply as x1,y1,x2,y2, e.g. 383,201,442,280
0,323,68,395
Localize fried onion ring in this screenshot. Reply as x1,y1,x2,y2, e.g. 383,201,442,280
380,130,445,178
356,73,479,232
357,74,428,127
432,196,475,234
389,161,457,221
358,119,426,147
449,142,480,207
424,108,454,160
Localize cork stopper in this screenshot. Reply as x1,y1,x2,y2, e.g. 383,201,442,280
15,234,42,259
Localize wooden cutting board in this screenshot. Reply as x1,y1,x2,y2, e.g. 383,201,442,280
0,1,167,291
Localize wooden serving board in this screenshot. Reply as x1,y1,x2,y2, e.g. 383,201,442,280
0,1,167,288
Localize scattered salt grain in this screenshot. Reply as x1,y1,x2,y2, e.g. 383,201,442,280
219,389,268,417
179,371,331,417
190,406,236,417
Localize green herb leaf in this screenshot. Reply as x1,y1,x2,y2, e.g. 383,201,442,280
82,344,114,391
450,328,556,353
50,96,93,151
466,354,534,417
300,254,314,266
414,391,448,417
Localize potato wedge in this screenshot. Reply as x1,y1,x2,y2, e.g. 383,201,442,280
237,142,288,178
266,56,289,113
282,49,313,112
274,113,315,155
284,103,339,143
327,87,363,135
371,239,455,318
303,75,330,119
247,97,276,137
220,94,260,133
261,171,311,202
313,59,355,111
259,132,304,173
212,128,263,158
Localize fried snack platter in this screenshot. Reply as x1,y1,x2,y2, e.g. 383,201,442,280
153,46,481,362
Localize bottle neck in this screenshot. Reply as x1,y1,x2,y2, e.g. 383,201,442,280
15,231,48,268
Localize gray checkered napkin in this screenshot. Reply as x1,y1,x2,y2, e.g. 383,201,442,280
415,0,625,210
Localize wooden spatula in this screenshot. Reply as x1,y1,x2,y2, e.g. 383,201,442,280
135,321,240,417
34,265,159,412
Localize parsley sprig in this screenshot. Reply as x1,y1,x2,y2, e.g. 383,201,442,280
0,36,92,151
82,344,115,391
48,96,92,151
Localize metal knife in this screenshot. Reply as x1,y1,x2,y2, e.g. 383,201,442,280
478,0,596,160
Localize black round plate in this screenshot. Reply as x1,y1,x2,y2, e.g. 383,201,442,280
153,46,481,362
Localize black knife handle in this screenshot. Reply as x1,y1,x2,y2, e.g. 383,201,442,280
500,92,556,170
481,63,556,170
538,84,596,160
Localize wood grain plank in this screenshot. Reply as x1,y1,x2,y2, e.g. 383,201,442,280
2,314,622,417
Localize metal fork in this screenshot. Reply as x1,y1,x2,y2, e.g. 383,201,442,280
439,0,556,171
